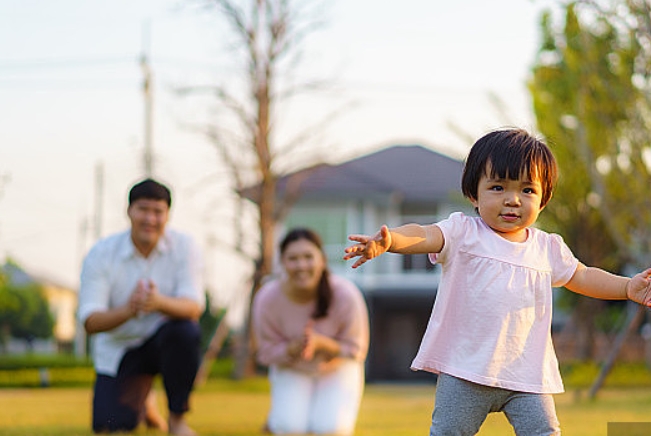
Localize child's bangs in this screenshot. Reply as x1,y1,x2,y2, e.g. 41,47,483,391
487,159,541,180
487,149,540,183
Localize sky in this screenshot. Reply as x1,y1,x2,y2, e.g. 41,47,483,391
0,0,558,318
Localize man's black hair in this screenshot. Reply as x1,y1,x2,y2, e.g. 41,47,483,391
128,178,172,207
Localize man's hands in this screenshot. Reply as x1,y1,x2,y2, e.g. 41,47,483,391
86,279,200,334
343,225,392,268
85,279,161,335
626,268,651,307
129,279,161,317
127,279,202,321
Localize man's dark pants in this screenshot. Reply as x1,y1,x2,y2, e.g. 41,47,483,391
92,319,201,433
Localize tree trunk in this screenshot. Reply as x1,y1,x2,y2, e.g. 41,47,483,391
194,317,231,386
588,303,647,399
573,298,602,360
233,174,277,379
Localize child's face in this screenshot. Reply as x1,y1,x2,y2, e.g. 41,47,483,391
470,170,545,243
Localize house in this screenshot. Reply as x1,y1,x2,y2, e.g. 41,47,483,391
1,261,77,353
39,277,77,352
273,144,471,381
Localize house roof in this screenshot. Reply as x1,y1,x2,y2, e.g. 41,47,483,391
1,262,33,286
274,144,464,203
1,261,75,291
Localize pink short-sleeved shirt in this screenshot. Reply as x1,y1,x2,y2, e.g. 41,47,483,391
410,212,579,394
252,274,369,375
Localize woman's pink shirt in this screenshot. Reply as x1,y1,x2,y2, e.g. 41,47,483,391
252,274,369,375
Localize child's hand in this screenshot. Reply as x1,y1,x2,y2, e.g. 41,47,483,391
626,268,651,307
343,225,392,268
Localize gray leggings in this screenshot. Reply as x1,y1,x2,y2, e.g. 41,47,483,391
430,373,561,436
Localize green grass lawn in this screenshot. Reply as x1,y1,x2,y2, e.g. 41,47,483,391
2,378,651,435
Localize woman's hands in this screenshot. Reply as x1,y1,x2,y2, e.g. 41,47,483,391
287,320,340,362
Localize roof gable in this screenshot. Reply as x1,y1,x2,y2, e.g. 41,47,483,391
1,261,74,291
276,144,464,203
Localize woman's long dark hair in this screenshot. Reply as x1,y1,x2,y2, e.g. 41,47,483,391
280,227,333,319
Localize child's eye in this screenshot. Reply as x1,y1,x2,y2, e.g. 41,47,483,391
489,185,503,191
523,187,536,194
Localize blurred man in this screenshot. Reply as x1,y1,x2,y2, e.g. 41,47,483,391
78,178,204,436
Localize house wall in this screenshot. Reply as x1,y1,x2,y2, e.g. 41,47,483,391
42,284,77,344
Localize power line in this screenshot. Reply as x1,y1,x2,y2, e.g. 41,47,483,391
0,56,138,70
0,55,225,72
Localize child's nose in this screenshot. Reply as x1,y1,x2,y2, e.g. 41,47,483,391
504,192,521,206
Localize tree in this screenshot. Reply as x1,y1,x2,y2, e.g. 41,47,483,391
10,284,54,346
180,0,343,376
0,283,20,352
529,1,651,361
0,283,54,352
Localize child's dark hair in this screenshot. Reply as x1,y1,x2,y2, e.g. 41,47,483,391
128,178,172,207
280,227,332,319
461,129,558,207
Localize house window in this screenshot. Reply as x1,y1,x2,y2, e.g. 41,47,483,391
400,213,438,273
402,254,435,272
285,208,347,267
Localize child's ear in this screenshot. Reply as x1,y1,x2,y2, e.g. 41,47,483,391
468,197,480,216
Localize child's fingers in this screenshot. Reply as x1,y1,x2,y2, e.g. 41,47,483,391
344,245,357,254
343,249,359,261
344,242,367,254
642,283,651,307
348,234,370,243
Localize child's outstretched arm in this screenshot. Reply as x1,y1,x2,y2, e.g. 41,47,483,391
565,264,651,307
344,225,393,269
344,223,444,269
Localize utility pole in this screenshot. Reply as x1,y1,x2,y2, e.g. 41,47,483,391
74,215,88,358
75,162,104,357
141,21,154,177
94,161,103,240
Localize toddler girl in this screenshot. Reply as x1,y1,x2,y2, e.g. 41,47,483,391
344,128,651,435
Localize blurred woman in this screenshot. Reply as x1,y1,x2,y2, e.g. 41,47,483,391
252,227,369,435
